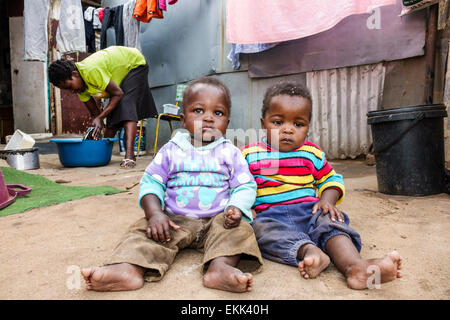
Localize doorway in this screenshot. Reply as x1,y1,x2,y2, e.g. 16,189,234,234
0,0,14,143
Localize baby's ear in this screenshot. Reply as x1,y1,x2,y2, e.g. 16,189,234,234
179,113,185,126
260,117,266,129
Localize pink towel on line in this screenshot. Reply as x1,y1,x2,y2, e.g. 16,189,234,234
226,0,397,44
159,0,167,11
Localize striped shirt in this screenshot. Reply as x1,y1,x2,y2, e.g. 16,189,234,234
241,138,345,213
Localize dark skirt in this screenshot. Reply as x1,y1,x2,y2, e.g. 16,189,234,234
106,64,158,129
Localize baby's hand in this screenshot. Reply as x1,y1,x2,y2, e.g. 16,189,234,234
312,200,344,223
146,212,180,243
224,206,242,229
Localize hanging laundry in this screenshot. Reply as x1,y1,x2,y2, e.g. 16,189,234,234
227,43,279,70
226,0,396,44
159,0,167,11
100,5,125,49
123,0,142,50
168,0,178,4
98,7,105,23
84,6,95,21
133,0,163,23
93,8,103,30
23,0,50,61
57,0,86,53
83,7,96,53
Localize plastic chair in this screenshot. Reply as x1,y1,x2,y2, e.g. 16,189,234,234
152,84,186,155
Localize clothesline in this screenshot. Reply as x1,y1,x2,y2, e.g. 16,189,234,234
24,0,429,64
23,0,181,61
87,0,181,52
226,0,398,70
81,0,101,8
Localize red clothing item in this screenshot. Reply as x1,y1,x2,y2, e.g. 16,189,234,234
133,0,163,23
98,7,105,22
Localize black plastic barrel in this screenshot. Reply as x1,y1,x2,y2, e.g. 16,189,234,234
367,104,448,196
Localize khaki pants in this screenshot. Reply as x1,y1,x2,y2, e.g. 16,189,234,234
105,211,264,282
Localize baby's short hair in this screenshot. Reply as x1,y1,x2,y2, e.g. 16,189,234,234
48,59,77,87
182,76,231,112
262,82,312,119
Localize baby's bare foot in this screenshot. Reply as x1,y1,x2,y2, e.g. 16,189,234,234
298,244,330,279
345,250,402,290
81,263,145,292
203,262,253,293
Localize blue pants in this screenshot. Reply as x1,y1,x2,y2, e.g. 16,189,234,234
251,201,362,267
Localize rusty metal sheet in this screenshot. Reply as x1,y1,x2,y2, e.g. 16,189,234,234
60,52,93,134
60,91,93,134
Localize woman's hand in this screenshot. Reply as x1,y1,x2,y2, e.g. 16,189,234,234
91,117,104,140
86,80,124,140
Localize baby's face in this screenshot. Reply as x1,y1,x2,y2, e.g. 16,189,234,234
261,94,311,152
181,84,230,146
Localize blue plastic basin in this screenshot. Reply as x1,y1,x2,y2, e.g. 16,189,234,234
50,138,119,167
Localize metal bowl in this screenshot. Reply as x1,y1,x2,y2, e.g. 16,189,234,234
0,147,40,170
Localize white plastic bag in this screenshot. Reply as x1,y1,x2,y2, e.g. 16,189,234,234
400,0,440,16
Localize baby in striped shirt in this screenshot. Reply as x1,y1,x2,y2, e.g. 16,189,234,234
241,82,402,290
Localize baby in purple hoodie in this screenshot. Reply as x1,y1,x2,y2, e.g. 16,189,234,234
81,77,263,293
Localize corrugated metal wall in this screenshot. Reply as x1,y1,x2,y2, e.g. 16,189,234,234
148,64,384,159
307,63,386,159
101,0,388,159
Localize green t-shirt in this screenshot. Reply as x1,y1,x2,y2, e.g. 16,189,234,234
75,46,146,102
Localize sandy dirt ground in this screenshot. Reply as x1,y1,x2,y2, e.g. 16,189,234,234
0,147,449,300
